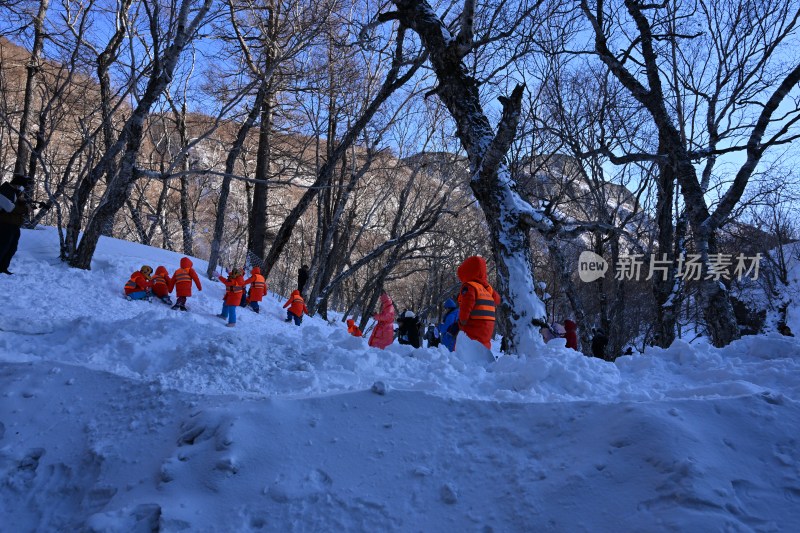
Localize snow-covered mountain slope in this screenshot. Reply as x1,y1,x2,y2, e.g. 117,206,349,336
1,227,799,531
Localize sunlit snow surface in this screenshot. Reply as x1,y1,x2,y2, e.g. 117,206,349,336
1,227,799,531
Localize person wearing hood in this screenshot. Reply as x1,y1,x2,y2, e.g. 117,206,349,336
424,323,440,348
217,268,245,327
242,267,267,312
397,310,422,348
368,292,395,349
564,319,579,351
591,327,609,359
124,265,153,301
283,290,309,325
346,318,363,337
457,256,501,350
170,257,202,311
437,298,459,352
0,175,32,275
150,266,173,304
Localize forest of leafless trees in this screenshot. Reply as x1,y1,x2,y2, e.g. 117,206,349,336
1,0,799,355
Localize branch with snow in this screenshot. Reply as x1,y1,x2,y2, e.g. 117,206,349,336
479,84,525,182
452,0,476,57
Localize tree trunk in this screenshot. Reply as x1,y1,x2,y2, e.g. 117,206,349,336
390,0,550,354
207,85,267,278
652,146,677,347
13,0,49,180
248,94,273,260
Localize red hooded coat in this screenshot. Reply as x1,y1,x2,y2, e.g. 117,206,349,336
170,257,202,297
151,266,172,298
457,256,500,350
283,290,308,316
368,293,395,349
564,320,578,350
243,267,267,302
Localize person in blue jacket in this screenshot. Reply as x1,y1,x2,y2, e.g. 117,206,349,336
437,298,459,351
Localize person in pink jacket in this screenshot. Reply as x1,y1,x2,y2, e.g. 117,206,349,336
368,292,395,349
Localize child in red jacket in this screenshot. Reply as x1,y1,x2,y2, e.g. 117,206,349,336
124,265,153,301
150,266,173,304
217,268,243,327
564,319,579,351
170,257,202,311
283,290,308,325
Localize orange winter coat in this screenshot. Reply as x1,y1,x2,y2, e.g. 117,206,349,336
219,275,245,306
124,271,152,295
457,256,500,350
243,267,267,302
283,290,308,316
151,266,172,298
347,319,363,337
170,257,202,297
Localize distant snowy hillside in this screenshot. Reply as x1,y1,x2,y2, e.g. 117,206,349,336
1,227,800,531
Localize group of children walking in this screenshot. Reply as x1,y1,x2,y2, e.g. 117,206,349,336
124,257,203,311
125,254,499,350
356,255,500,353
124,258,308,328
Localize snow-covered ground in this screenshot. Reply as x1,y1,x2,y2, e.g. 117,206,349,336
1,227,799,531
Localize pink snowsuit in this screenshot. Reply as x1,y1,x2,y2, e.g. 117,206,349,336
368,293,395,349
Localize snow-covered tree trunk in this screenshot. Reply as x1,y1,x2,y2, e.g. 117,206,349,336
653,146,678,347
387,0,550,354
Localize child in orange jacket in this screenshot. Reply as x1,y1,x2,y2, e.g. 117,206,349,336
283,290,308,325
170,257,202,311
456,255,500,350
242,266,267,313
217,268,243,327
124,265,153,301
346,318,363,337
150,266,172,304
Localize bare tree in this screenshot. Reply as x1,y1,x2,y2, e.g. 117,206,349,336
580,0,800,346
67,0,214,269
260,19,427,278
378,0,566,354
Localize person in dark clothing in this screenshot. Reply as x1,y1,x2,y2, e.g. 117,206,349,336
298,264,309,294
397,310,422,348
0,176,32,275
424,324,440,348
591,328,609,360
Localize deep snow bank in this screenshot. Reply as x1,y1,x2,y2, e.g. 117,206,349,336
2,227,799,405
2,361,799,532
2,227,800,531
